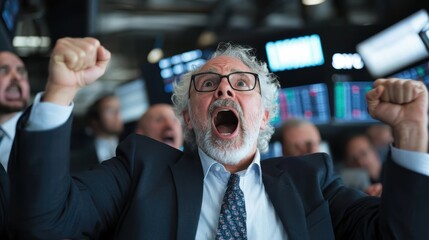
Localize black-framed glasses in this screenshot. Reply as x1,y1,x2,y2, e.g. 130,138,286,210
189,71,259,93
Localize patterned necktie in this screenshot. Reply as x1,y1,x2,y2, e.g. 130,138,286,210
216,173,247,240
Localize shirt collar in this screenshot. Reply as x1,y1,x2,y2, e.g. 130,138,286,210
198,147,262,183
1,112,22,139
94,136,119,146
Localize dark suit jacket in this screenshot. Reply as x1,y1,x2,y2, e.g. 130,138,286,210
0,164,9,239
8,112,429,239
70,140,100,175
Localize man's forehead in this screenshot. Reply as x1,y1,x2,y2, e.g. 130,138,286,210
287,125,319,137
102,96,119,102
100,97,120,108
0,52,24,65
199,56,250,72
149,105,174,116
347,137,370,149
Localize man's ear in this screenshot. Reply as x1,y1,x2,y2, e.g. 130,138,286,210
182,110,193,129
260,110,270,130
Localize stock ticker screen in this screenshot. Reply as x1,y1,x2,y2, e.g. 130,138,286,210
390,61,429,85
158,49,212,93
271,83,331,126
334,81,376,123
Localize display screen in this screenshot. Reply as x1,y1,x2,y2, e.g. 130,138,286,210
260,141,282,160
334,81,377,123
357,10,429,77
115,79,149,123
390,60,429,85
158,49,212,93
1,0,20,34
265,34,325,72
271,83,331,126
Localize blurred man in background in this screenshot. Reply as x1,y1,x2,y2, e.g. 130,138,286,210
70,94,123,174
0,51,30,170
366,124,393,163
344,134,383,196
281,119,321,157
135,103,183,150
366,124,393,148
0,51,30,239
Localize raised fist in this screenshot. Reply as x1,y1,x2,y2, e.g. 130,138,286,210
367,78,428,152
43,37,111,105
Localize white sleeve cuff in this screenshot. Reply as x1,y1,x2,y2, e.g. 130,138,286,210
391,145,429,176
26,92,74,131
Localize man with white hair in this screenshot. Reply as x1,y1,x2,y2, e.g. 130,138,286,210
8,37,429,239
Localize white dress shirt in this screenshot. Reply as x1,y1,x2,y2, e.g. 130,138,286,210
0,112,22,171
26,92,429,239
94,137,119,162
195,148,288,239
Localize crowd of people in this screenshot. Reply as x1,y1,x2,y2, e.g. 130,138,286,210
0,37,428,239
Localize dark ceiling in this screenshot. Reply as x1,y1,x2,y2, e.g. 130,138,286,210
21,0,429,53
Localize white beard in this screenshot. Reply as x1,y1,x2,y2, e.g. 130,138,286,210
199,127,259,165
191,99,263,165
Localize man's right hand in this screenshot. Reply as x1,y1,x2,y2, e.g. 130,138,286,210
43,37,111,106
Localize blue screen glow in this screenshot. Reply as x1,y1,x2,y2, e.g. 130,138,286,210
158,49,207,93
334,81,377,123
265,34,325,72
271,83,331,126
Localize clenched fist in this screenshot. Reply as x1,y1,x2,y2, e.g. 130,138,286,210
43,37,111,106
366,78,428,152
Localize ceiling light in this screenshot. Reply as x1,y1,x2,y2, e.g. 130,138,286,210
147,48,164,64
13,36,51,48
302,0,326,6
147,36,164,64
197,30,218,47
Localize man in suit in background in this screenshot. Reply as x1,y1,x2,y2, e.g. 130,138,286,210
0,51,30,170
8,37,429,239
0,51,29,239
366,123,393,163
0,165,7,238
70,93,123,174
344,134,383,196
366,124,393,149
135,103,183,150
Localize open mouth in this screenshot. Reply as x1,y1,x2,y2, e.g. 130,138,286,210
5,84,22,100
213,109,239,135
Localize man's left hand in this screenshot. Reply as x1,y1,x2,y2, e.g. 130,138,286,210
367,78,428,153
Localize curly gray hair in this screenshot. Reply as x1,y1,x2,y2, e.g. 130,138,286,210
171,42,279,153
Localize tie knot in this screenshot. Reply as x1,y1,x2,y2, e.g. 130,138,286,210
229,173,240,184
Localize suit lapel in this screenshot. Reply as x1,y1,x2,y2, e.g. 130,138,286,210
262,165,309,240
170,152,204,240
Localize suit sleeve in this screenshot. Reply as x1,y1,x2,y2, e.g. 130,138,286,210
0,164,9,239
8,108,132,239
322,153,429,240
